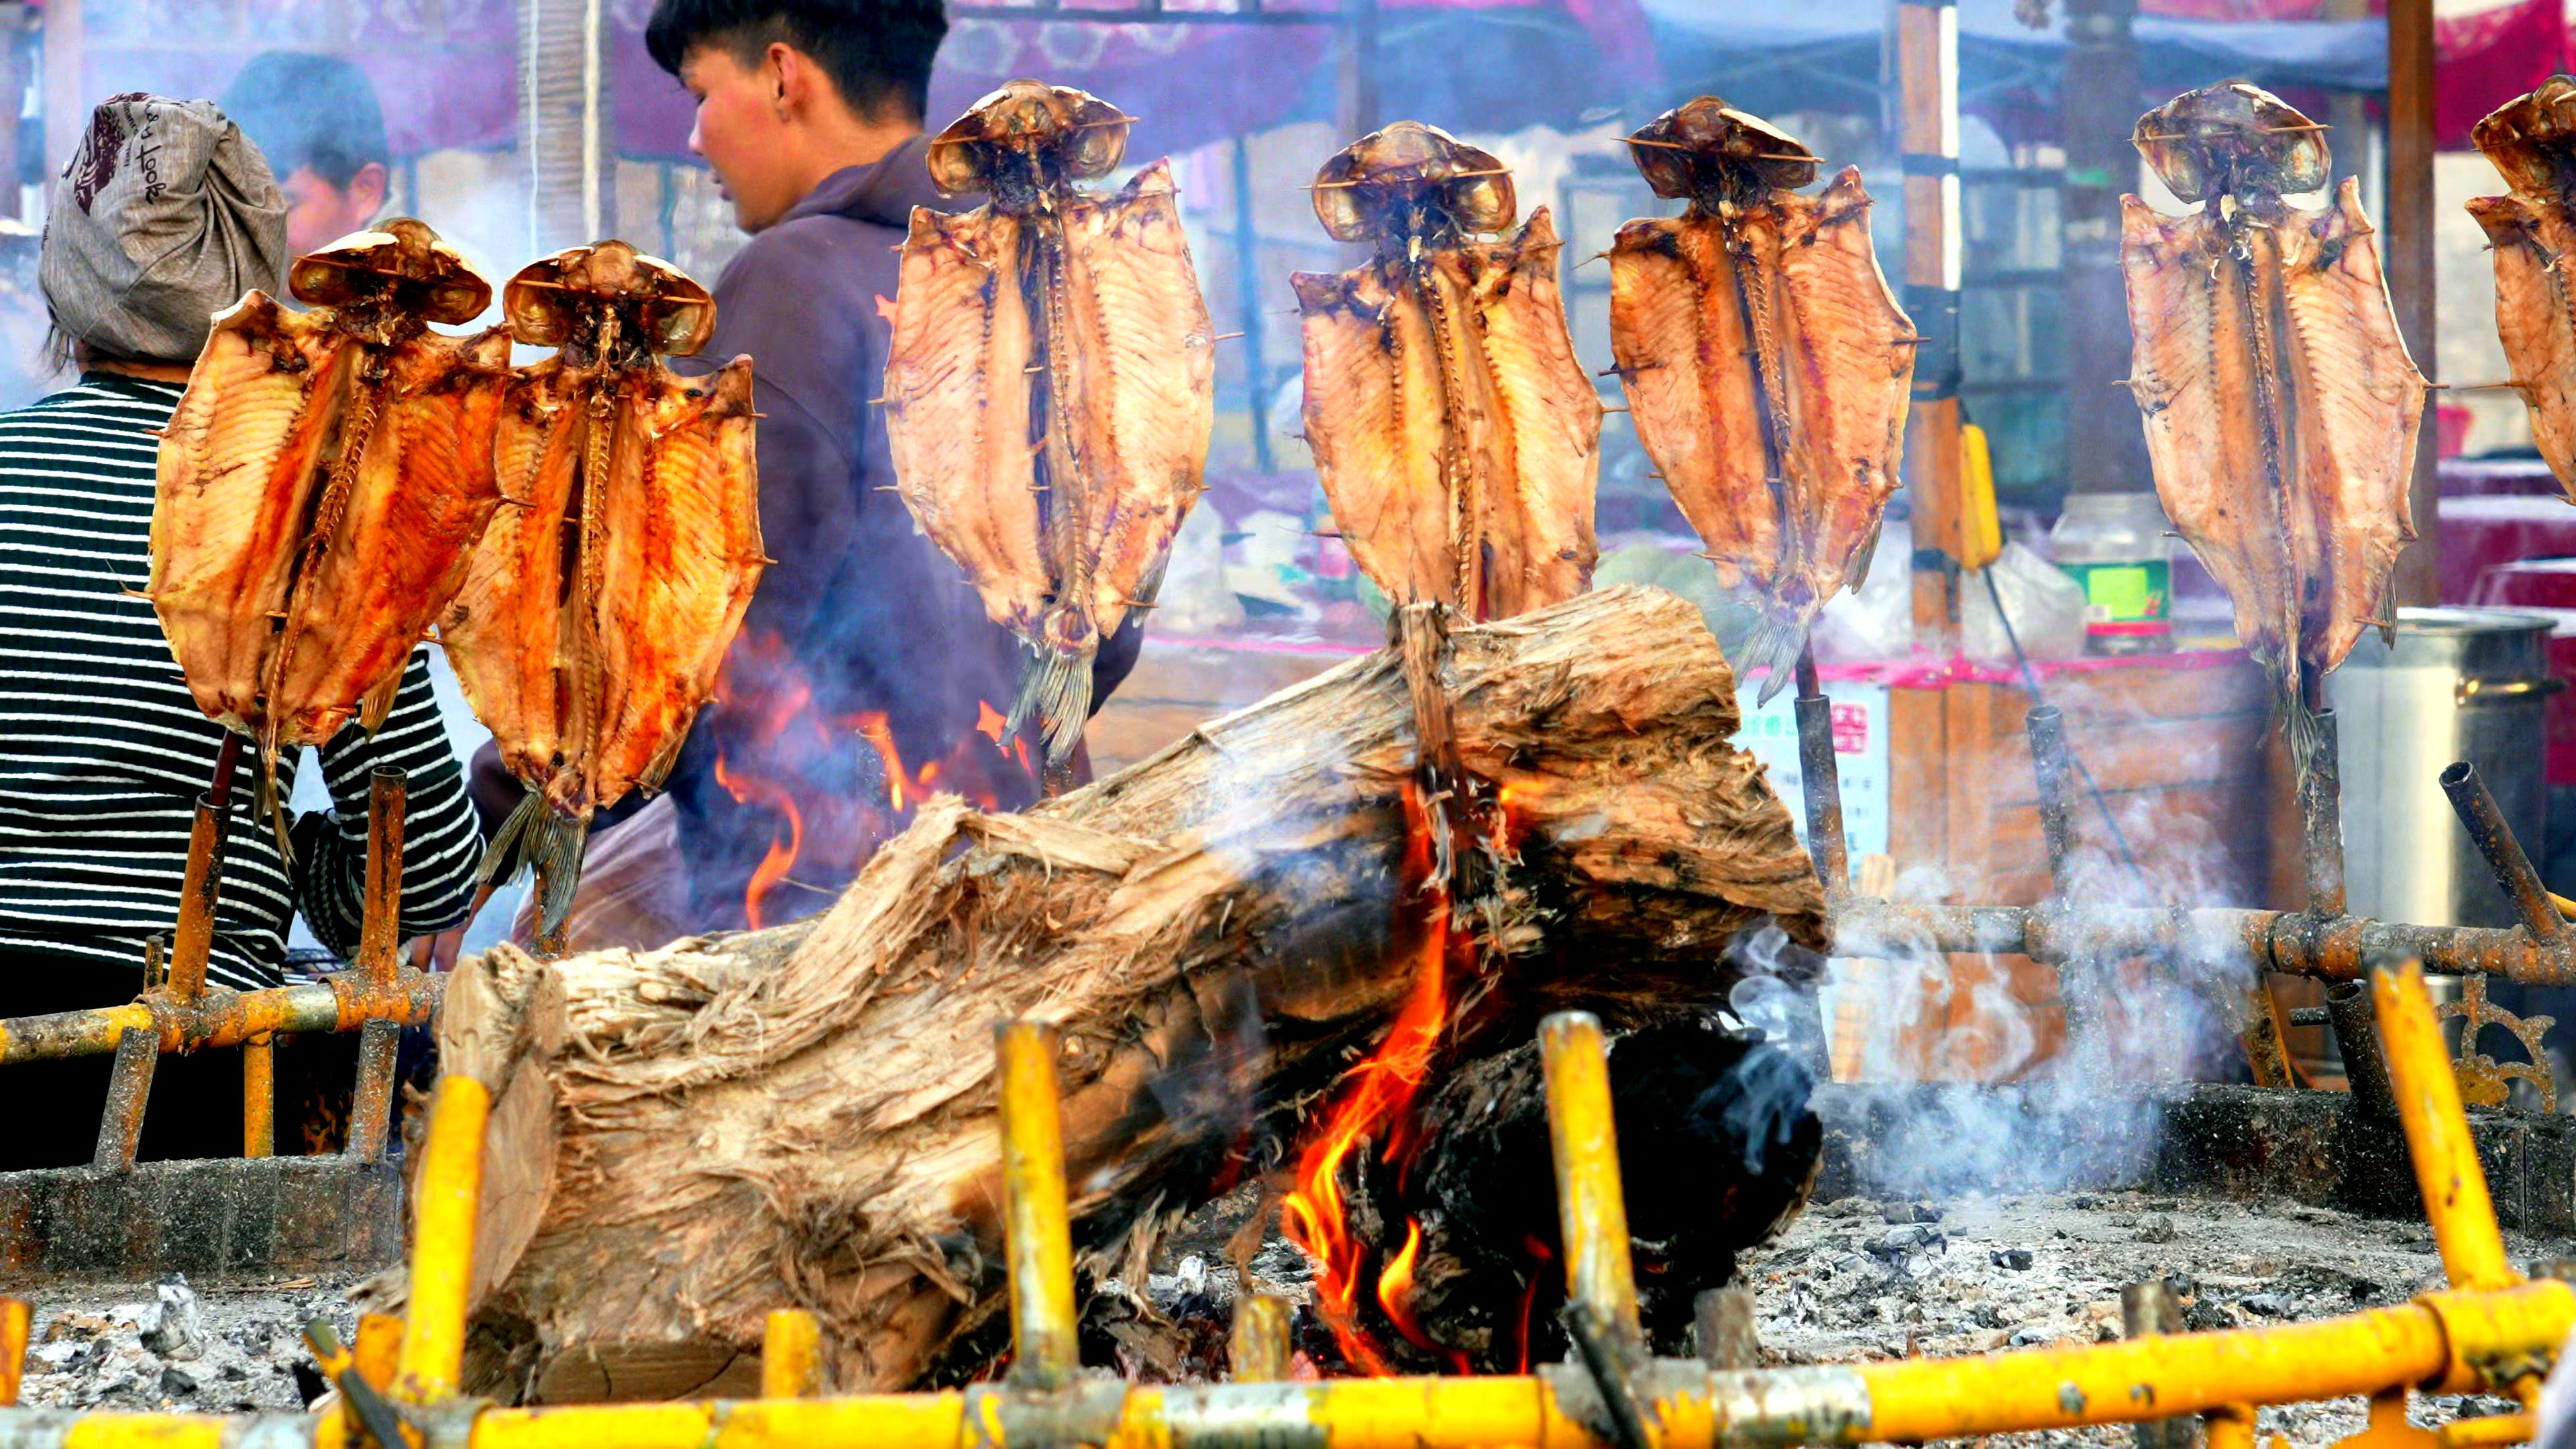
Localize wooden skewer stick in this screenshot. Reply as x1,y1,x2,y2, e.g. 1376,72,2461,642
1302,167,1514,191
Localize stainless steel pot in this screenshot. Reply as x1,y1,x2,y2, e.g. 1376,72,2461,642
2326,606,2560,929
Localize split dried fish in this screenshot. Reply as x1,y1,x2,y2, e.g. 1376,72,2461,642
1294,122,1601,621
2468,76,2576,501
151,218,510,835
1607,98,1914,698
437,241,763,943
2121,83,2424,769
884,80,1215,770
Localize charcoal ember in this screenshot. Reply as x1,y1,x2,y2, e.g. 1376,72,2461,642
158,1366,199,1397
1869,1224,1946,1262
1989,1248,2033,1271
2242,1291,2295,1317
2184,1297,2237,1332
1881,1202,1943,1224
2135,1214,2178,1243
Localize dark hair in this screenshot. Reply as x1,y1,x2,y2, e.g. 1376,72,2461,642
218,52,390,187
645,0,947,125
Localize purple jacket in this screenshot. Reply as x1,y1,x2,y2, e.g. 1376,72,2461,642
666,136,1143,929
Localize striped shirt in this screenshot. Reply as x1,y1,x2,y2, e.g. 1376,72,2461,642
0,373,482,991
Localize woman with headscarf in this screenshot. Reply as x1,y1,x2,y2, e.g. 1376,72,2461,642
0,95,483,1165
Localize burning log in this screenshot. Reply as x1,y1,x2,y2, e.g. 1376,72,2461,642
430,586,1825,1401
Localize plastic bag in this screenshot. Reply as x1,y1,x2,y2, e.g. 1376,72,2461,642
1962,540,2087,663
1813,517,1913,662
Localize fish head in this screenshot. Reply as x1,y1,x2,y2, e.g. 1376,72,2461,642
288,217,492,331
503,240,717,362
1624,97,1818,208
1309,121,1516,250
2132,82,2329,207
2475,76,2576,199
926,79,1132,211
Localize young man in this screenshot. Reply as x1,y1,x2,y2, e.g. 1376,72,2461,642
0,96,482,1162
643,0,1142,930
218,52,390,256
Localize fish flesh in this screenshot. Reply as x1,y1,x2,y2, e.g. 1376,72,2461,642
1293,122,1601,622
437,241,763,945
2467,78,2576,501
884,80,1216,769
1605,98,1913,698
2121,83,2424,768
151,218,510,828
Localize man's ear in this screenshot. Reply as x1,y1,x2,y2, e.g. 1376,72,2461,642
346,161,388,219
767,40,799,117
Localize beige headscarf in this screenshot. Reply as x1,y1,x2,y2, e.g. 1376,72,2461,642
39,93,288,364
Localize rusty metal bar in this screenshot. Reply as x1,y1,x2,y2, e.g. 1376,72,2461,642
1830,900,2576,985
242,1034,274,1159
1540,1010,1643,1356
2300,708,2346,917
2121,1281,2196,1449
2327,979,2396,1119
163,795,226,1003
0,971,441,1066
90,1026,157,1171
2027,704,2077,899
358,767,405,987
345,1018,401,1162
762,1310,822,1399
2376,958,2517,1291
1230,1295,1292,1383
2440,763,2565,943
1794,650,1850,896
996,1020,1079,1389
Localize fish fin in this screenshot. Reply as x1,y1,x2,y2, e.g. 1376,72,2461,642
357,665,404,734
1010,638,1100,770
2283,674,2325,794
1844,518,1886,596
1741,613,1810,706
256,737,293,869
479,790,588,955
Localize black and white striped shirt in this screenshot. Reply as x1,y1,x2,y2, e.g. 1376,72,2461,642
0,373,482,991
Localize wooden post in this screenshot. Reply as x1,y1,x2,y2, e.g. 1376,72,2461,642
2385,0,2440,606
2058,0,2151,500
1898,0,1964,645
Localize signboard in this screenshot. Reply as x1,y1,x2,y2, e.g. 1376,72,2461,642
1731,681,1890,883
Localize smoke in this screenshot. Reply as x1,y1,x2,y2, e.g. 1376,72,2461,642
1731,673,2263,1200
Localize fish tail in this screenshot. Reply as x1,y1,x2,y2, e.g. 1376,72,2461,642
2282,668,2325,792
1011,639,1099,770
1742,612,1811,706
480,790,588,955
256,733,292,868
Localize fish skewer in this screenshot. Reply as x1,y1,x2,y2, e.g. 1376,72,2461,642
437,241,763,948
2467,76,2576,502
2118,83,2425,775
1604,99,1915,700
1293,122,1603,622
150,218,512,846
884,80,1216,774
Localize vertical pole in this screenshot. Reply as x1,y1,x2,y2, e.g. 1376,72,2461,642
2121,1281,2200,1449
164,799,226,1002
1898,0,1964,647
996,1020,1079,1389
395,1075,492,1403
2384,0,2440,606
2057,0,2150,500
761,1309,823,1398
0,1298,28,1407
1231,135,1275,476
2373,959,2516,1291
345,1019,402,1161
1342,0,1381,140
38,0,79,179
243,1034,274,1159
1230,1295,1293,1383
1694,1287,1760,1371
2026,704,2078,900
1795,651,1851,897
360,767,406,987
92,1027,157,1170
0,28,22,221
2300,709,2347,916
1538,1011,1642,1354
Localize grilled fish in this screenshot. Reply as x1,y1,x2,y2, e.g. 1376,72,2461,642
885,80,1215,771
151,218,508,830
1606,99,1913,698
2468,77,2576,500
2121,83,2424,769
1294,123,1602,621
437,242,763,947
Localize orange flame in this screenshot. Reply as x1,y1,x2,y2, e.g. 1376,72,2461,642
977,699,1009,745
852,710,945,813
712,754,804,932
1278,783,1452,1375
1373,1218,1463,1368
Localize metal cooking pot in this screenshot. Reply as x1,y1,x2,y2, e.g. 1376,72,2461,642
2326,606,2560,929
